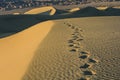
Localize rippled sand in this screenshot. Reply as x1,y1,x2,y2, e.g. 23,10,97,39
22,16,120,80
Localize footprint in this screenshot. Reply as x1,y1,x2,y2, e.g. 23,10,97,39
83,70,96,75
71,26,75,29
80,63,92,69
68,24,72,27
72,36,79,40
80,29,83,32
69,44,74,47
70,49,78,52
89,58,99,63
78,77,90,80
79,55,90,59
80,51,90,55
75,28,79,31
77,38,84,41
68,40,74,43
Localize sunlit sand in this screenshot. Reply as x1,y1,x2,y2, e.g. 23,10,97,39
0,6,120,80
69,8,80,12
24,6,56,15
0,21,54,80
96,6,108,10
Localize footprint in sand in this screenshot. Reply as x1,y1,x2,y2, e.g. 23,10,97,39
78,77,90,80
68,40,74,43
71,26,75,29
70,48,79,52
72,36,79,40
80,63,92,69
88,58,99,63
79,55,90,59
83,70,96,75
69,44,74,47
77,38,84,41
80,51,90,55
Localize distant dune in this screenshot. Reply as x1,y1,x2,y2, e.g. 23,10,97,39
96,6,108,10
13,13,20,15
24,6,56,15
0,21,54,80
113,6,120,9
69,8,80,12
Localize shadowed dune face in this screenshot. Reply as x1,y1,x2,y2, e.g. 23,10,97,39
1,6,120,38
0,21,54,80
24,6,56,15
72,7,103,16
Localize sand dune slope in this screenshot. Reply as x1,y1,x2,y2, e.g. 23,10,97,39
23,16,120,80
0,21,54,80
24,6,56,15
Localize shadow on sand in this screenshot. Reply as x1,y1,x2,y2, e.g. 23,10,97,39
0,7,120,38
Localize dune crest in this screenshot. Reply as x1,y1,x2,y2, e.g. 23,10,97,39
96,6,108,10
69,8,80,12
113,6,120,9
0,21,54,80
24,6,56,15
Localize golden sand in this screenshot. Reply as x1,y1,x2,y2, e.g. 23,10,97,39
69,8,80,12
22,16,120,80
113,6,120,9
13,13,20,15
24,6,56,15
0,21,54,80
96,6,108,10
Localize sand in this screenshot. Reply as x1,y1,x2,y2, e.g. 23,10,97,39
96,6,108,10
13,13,20,15
0,21,54,80
0,6,120,80
22,16,120,80
113,6,120,9
24,6,56,15
69,8,80,12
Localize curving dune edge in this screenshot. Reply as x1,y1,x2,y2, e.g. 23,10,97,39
24,6,56,15
0,21,54,80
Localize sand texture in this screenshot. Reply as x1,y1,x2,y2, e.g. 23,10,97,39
22,16,120,80
0,6,120,80
0,21,54,80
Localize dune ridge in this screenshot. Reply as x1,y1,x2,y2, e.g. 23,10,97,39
69,8,80,12
24,6,56,15
0,21,54,80
96,6,108,10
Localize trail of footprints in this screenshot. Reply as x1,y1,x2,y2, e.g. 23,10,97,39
64,21,99,80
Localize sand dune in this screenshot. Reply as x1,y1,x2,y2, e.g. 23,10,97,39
96,6,108,10
69,8,80,12
113,6,120,9
22,16,120,80
13,13,20,15
24,6,56,15
0,6,120,80
0,21,54,80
